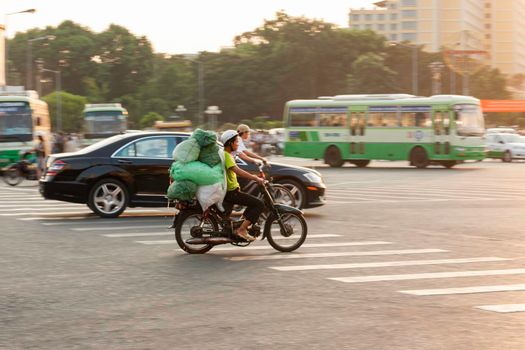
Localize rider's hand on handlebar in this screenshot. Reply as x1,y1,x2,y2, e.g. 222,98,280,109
255,176,266,185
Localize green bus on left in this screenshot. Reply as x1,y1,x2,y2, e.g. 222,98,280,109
0,90,51,168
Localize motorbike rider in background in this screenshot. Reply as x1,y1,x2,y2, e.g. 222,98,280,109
235,124,268,166
220,130,265,242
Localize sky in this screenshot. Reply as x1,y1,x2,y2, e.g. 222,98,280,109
2,0,377,54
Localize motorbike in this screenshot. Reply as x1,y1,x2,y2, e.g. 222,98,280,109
1,151,39,186
172,164,307,254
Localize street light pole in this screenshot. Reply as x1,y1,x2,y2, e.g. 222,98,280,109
26,35,55,90
205,105,221,131
4,8,36,86
41,67,61,131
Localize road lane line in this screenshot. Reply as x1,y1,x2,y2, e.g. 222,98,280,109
270,257,510,271
72,225,169,231
103,232,174,238
136,241,393,248
330,268,525,283
226,249,448,261
476,304,525,313
401,283,525,296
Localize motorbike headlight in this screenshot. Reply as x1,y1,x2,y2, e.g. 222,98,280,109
303,172,322,184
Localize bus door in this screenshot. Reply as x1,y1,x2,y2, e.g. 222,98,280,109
432,107,452,157
348,106,367,157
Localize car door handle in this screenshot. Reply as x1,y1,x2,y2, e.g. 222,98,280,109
117,159,133,164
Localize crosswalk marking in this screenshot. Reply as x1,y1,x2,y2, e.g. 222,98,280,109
401,283,525,296
476,304,525,313
72,225,169,231
226,249,448,261
269,257,510,271
103,232,174,238
330,268,525,283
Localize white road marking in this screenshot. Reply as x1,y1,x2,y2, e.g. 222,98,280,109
401,283,525,296
226,249,448,261
270,257,510,271
476,304,525,313
72,225,168,231
103,232,174,238
137,241,392,248
0,207,85,211
330,268,525,283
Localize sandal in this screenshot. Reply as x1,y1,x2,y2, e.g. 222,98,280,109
235,228,256,242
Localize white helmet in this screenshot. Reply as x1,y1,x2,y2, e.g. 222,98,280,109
220,129,238,145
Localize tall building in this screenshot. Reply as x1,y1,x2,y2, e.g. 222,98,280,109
349,0,525,76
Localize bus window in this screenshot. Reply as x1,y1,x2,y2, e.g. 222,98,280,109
367,112,398,127
350,113,358,135
319,113,346,127
401,112,431,127
358,112,366,135
434,112,443,135
290,112,318,127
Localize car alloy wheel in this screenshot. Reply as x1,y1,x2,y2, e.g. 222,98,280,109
88,179,128,218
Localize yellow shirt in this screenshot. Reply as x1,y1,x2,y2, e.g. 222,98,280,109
224,151,239,191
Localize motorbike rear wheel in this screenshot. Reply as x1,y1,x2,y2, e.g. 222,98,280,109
265,212,307,252
2,167,24,186
175,209,217,254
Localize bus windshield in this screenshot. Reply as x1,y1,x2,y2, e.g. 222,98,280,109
84,111,126,135
454,104,485,136
0,102,33,141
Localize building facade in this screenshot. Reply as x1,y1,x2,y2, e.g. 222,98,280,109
349,0,525,76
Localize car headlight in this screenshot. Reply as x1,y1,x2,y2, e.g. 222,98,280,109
303,172,322,184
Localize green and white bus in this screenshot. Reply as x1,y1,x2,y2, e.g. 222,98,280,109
82,103,128,146
0,90,51,167
283,94,486,168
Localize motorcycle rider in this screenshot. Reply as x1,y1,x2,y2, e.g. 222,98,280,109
221,130,265,242
235,124,268,166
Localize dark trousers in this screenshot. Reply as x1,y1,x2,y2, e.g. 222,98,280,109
224,189,264,224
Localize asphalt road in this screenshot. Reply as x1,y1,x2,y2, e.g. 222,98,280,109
1,159,525,350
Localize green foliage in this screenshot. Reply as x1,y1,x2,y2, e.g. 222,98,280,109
140,112,164,129
42,91,87,132
6,13,513,133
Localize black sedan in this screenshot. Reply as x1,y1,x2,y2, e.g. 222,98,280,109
40,132,326,218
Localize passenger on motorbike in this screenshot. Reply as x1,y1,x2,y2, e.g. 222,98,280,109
220,129,265,242
235,124,268,166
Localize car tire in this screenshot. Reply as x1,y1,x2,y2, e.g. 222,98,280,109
410,147,429,169
88,178,129,218
349,160,370,168
277,179,306,209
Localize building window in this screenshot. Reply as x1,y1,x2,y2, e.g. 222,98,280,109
365,24,373,29
402,21,417,30
390,34,398,41
391,13,398,20
401,33,417,41
401,0,417,6
389,3,397,9
351,14,360,21
485,23,491,29
391,23,398,30
378,23,385,31
378,14,385,21
402,10,417,18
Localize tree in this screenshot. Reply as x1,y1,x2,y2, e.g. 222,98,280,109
346,53,397,93
139,112,164,129
42,91,87,132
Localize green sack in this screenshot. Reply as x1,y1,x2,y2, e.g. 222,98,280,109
166,180,197,201
172,139,200,162
170,161,224,186
198,143,221,167
191,128,217,147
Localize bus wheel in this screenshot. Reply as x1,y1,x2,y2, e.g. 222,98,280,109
441,160,457,169
324,146,344,168
349,160,370,168
502,151,512,163
410,147,429,169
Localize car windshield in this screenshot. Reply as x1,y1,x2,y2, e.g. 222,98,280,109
454,104,485,136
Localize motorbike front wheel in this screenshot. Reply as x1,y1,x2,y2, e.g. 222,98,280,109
2,167,24,186
175,209,218,254
264,212,307,252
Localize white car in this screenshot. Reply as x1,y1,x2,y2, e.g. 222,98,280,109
486,133,525,162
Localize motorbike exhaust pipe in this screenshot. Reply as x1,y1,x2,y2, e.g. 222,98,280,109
186,237,233,245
